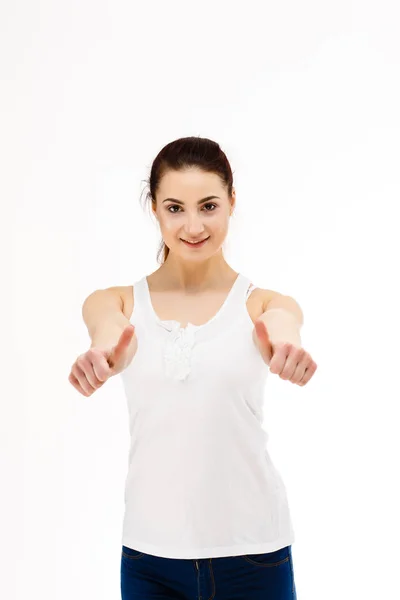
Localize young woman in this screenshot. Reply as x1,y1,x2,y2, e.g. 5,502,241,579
69,136,317,599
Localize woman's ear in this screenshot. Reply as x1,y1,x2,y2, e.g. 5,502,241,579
230,188,236,215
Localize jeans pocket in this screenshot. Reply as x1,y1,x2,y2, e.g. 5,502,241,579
121,545,145,560
241,545,290,567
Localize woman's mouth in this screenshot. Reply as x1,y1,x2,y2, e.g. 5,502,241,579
181,236,210,248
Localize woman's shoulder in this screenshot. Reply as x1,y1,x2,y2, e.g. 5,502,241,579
247,284,280,318
93,285,133,320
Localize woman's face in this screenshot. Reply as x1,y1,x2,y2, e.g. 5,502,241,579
152,168,235,258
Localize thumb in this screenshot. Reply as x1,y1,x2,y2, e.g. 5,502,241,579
108,324,135,369
254,318,273,364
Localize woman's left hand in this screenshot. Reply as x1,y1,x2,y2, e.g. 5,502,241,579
254,319,317,386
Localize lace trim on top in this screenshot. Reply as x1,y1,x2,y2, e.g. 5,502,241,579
161,322,196,381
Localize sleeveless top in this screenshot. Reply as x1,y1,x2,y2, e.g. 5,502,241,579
119,272,295,560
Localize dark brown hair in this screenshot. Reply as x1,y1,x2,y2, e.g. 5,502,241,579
142,136,234,264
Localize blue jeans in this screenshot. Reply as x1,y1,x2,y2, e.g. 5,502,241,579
121,544,297,599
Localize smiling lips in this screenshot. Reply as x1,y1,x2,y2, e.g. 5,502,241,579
182,237,209,244
181,237,210,246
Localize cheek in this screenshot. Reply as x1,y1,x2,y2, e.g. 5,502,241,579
213,220,229,235
163,221,176,231
159,216,180,232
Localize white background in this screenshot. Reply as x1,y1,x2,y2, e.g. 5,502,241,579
3,0,400,598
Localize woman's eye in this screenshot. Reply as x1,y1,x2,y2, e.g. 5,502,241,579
167,203,217,213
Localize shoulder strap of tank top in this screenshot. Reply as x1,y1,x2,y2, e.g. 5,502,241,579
245,282,257,300
215,273,252,317
131,276,149,322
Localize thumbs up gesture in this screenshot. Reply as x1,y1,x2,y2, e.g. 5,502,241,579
106,324,136,373
68,324,136,397
254,318,317,387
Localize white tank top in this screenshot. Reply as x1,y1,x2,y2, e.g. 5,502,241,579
120,272,295,559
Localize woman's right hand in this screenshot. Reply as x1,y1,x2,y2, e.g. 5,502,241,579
68,324,136,396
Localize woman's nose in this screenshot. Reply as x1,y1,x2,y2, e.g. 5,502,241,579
184,217,206,234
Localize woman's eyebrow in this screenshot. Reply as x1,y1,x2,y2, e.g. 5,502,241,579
162,195,220,205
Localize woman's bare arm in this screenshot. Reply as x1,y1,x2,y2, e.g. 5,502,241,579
82,287,137,354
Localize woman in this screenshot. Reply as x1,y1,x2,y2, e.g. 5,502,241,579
69,136,317,599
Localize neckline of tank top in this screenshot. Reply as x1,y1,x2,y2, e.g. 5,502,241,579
141,272,250,334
